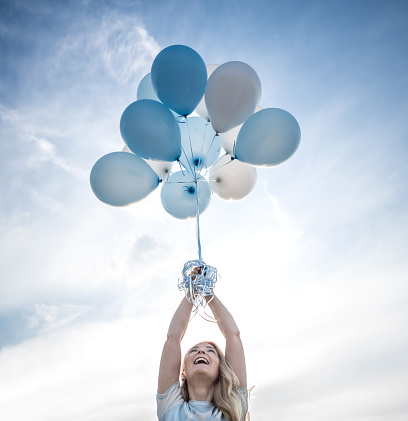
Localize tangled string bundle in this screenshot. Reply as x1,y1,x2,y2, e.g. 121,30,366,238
178,260,218,314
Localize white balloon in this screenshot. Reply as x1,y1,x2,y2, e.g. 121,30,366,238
146,160,173,181
205,61,261,133
195,64,219,121
209,154,257,201
219,124,241,155
219,106,264,154
122,145,172,180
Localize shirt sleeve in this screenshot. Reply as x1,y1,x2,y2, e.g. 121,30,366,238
156,381,184,420
238,385,249,420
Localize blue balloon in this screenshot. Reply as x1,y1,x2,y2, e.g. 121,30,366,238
120,99,181,161
160,171,211,219
90,152,159,207
151,45,207,116
137,73,161,102
179,117,221,172
235,108,301,167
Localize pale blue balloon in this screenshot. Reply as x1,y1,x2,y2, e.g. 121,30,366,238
179,117,221,173
90,152,159,207
137,73,160,102
160,171,211,219
120,99,181,161
151,45,207,116
235,108,301,167
137,73,179,119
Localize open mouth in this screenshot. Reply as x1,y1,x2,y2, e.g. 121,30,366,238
194,357,209,365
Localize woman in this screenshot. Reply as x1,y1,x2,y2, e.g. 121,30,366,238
157,268,248,421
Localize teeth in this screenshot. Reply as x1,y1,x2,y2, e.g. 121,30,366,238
194,357,209,365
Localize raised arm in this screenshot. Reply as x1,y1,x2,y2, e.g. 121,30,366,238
158,296,193,394
206,294,247,388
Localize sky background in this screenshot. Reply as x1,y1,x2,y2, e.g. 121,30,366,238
1,0,408,420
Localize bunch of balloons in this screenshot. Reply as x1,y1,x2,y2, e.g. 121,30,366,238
90,44,301,219
90,45,301,308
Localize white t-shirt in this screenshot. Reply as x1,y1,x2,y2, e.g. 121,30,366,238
157,381,248,421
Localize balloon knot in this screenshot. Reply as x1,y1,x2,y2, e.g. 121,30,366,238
183,186,196,194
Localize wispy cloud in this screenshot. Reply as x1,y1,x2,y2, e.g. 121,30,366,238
0,8,163,322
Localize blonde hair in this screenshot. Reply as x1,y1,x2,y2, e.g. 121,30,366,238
181,341,248,421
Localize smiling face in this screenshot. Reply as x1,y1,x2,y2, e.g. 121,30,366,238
183,342,221,384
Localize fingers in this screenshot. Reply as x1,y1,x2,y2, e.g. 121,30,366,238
190,266,202,276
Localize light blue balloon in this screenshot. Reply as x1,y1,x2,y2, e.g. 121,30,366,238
160,171,211,219
90,152,159,207
235,108,301,167
120,99,181,161
151,45,207,116
137,73,160,102
179,117,221,172
137,73,178,118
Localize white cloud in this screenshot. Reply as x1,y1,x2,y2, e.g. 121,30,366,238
0,314,164,421
23,133,88,179
26,303,58,328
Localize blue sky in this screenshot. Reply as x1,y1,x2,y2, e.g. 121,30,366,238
1,0,408,420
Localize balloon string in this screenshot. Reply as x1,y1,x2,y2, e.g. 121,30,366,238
186,117,197,180
198,132,217,174
163,179,209,184
180,145,195,177
177,155,197,177
205,155,235,175
195,180,203,262
197,122,209,174
202,152,232,177
178,117,195,178
176,159,186,176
